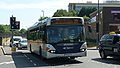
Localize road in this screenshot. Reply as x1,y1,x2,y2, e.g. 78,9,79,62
0,49,120,68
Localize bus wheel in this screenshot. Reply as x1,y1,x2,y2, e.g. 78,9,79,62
30,44,32,53
39,47,42,57
70,57,75,60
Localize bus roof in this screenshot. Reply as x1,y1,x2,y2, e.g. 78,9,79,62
50,17,83,19
28,17,84,31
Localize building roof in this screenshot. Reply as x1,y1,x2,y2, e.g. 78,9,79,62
68,3,120,6
69,3,120,5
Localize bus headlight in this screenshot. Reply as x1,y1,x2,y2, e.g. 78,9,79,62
49,50,56,53
46,44,56,53
80,42,87,52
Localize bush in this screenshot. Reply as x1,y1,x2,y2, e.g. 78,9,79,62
86,38,97,47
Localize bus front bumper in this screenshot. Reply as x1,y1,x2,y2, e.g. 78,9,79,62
46,51,87,59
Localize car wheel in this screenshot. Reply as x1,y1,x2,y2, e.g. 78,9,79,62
100,50,107,59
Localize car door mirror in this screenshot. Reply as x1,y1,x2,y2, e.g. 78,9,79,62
113,36,119,44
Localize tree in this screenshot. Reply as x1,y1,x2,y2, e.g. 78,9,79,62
38,17,48,21
0,25,5,34
67,10,78,17
19,28,27,34
78,7,97,17
53,9,68,17
83,15,90,22
3,25,11,34
53,9,78,17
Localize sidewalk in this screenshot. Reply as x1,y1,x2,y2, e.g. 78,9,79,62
0,46,3,55
87,46,98,50
1,46,12,55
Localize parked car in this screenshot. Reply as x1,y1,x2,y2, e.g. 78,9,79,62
18,39,28,49
98,32,120,59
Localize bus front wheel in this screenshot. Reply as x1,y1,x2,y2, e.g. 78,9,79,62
30,44,32,53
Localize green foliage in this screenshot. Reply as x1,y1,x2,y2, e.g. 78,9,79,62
67,11,78,17
53,9,78,17
3,25,11,33
86,38,96,47
83,16,90,21
38,17,48,21
0,25,5,34
78,7,97,17
19,28,27,34
0,24,27,36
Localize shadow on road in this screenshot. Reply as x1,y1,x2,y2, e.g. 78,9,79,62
92,57,120,65
11,51,83,68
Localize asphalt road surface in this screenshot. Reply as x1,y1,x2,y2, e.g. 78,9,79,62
0,49,120,68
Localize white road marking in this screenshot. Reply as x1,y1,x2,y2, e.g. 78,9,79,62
24,54,37,66
0,61,14,65
24,54,27,57
5,55,12,57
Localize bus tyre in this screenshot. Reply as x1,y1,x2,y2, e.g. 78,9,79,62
100,50,107,59
39,47,42,57
30,44,32,53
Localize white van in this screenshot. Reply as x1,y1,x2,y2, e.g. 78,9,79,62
10,36,22,47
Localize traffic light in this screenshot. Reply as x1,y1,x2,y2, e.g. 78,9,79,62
15,21,20,29
10,16,20,30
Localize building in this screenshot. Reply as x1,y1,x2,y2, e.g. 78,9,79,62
68,2,120,12
88,7,120,40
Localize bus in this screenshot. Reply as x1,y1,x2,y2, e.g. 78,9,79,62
27,17,87,59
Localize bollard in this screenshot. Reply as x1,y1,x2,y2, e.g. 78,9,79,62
11,44,16,52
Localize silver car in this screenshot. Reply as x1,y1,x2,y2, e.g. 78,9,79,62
18,39,28,49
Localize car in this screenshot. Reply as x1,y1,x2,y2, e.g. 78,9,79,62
18,39,28,49
98,32,120,59
10,36,22,47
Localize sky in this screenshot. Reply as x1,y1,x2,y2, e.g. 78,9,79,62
0,0,104,29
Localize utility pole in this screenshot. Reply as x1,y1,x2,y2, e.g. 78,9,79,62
96,0,100,45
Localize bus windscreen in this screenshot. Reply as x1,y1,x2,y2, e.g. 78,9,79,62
51,18,82,24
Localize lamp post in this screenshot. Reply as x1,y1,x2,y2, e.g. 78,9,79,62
96,0,100,44
41,10,44,17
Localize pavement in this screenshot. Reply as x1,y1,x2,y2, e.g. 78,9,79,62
0,46,3,55
87,46,98,50
0,46,12,55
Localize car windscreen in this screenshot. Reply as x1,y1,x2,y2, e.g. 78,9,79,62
13,38,21,41
21,40,27,43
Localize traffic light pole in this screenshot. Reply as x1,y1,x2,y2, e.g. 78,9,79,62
11,30,13,45
96,0,100,46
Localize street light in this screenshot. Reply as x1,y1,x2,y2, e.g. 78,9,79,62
41,10,44,17
96,0,100,43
